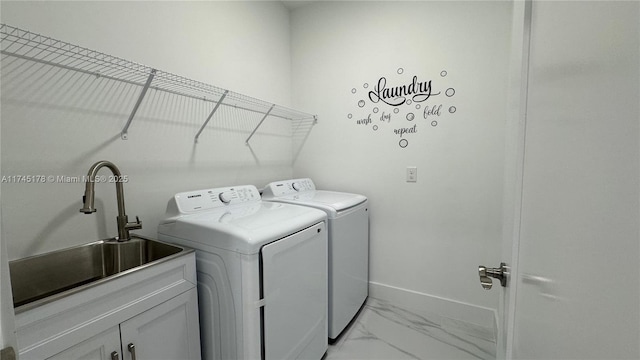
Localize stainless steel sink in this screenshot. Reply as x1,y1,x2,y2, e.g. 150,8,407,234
9,236,187,312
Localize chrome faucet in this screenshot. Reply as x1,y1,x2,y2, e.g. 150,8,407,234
80,160,141,241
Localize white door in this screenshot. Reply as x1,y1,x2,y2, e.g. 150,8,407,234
498,1,640,358
261,222,327,360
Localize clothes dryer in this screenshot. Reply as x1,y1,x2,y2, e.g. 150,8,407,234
158,185,328,360
261,178,368,340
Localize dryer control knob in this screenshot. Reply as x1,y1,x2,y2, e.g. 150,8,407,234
292,182,301,191
219,192,232,204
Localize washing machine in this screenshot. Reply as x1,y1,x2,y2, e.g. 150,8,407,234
158,185,328,360
261,178,369,340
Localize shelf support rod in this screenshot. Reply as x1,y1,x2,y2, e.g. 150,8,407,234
121,69,156,140
194,90,229,143
245,104,275,144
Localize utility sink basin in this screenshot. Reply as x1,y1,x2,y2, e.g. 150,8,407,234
9,236,186,312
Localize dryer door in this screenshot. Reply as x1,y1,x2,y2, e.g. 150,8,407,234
260,221,328,360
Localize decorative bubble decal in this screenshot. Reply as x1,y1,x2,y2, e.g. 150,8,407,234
350,68,458,148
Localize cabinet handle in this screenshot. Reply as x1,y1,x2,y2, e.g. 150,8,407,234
127,343,137,360
110,351,119,360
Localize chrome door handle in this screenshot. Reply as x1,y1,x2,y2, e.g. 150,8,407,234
111,351,120,360
478,262,507,289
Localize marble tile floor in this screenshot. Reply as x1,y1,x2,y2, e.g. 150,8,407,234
324,298,496,360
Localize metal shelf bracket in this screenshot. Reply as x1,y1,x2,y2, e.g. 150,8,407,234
121,69,156,140
194,90,229,143
245,104,275,144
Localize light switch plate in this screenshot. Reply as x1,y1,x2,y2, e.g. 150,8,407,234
406,166,417,182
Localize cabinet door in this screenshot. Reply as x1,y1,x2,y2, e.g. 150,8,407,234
120,289,201,360
46,326,121,360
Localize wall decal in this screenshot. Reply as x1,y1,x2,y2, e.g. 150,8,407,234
349,67,457,148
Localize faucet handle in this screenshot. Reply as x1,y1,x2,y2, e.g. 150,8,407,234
125,216,142,231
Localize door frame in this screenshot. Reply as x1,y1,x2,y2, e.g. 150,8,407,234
1,215,19,360
1,92,19,358
498,0,533,358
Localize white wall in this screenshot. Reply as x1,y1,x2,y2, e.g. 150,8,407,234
291,1,512,314
2,0,513,324
1,1,295,259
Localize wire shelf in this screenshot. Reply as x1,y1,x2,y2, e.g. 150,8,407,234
0,23,317,142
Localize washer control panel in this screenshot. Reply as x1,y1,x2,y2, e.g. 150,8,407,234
174,185,260,213
262,178,316,197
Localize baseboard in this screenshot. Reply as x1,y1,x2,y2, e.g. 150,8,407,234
368,281,497,331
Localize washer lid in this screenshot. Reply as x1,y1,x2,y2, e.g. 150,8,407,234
278,191,367,212
159,185,327,254
162,202,326,254
262,178,367,212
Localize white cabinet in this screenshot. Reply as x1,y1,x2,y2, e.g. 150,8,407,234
15,251,201,360
46,289,199,360
120,290,200,360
